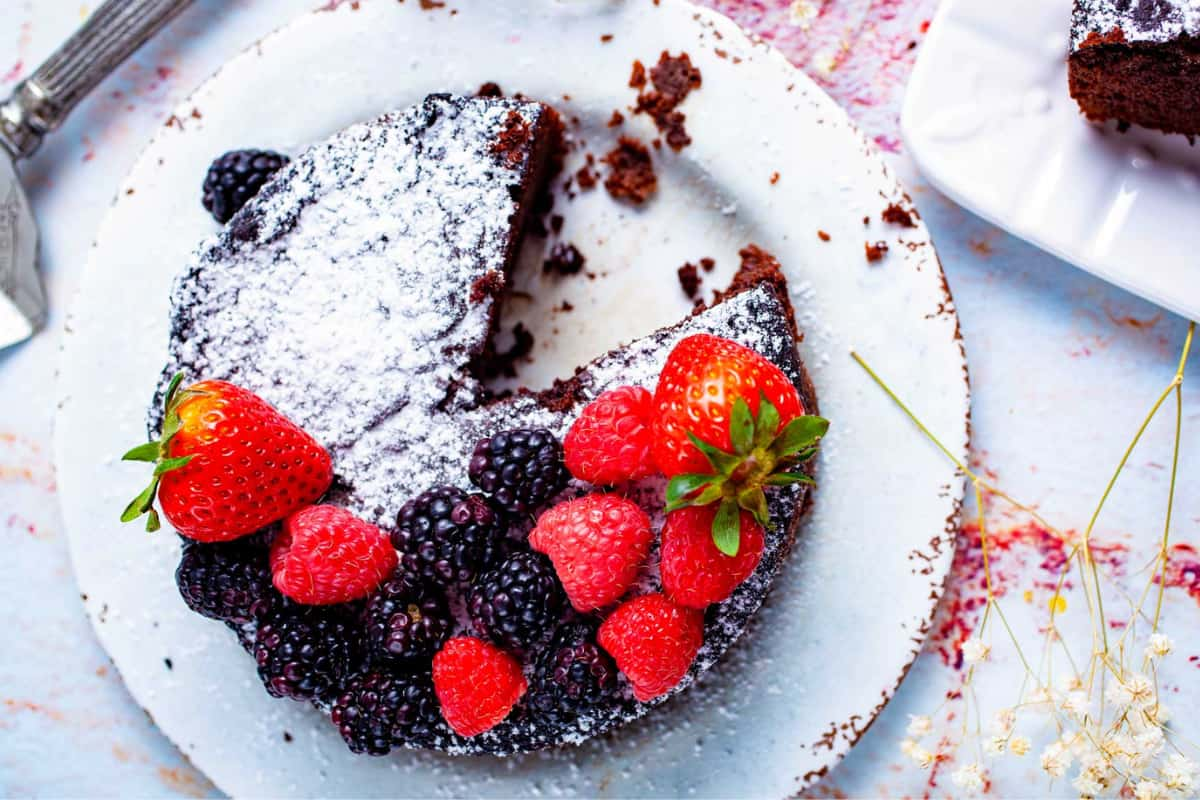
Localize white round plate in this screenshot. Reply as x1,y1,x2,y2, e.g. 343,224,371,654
54,1,968,796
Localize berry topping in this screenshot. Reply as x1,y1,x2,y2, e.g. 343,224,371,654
653,335,828,555
270,505,397,605
201,148,290,224
563,386,658,485
598,593,704,703
330,668,448,754
361,571,451,663
660,505,765,608
120,374,333,542
432,637,527,737
528,494,653,612
253,605,362,702
468,428,569,516
468,550,566,652
392,486,507,586
529,622,620,725
175,537,277,625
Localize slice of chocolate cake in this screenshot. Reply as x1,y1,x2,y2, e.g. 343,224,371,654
1069,0,1200,136
158,95,817,755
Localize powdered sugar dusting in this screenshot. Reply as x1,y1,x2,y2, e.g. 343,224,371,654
1071,0,1200,50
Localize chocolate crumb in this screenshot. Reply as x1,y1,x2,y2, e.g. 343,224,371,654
490,110,532,167
677,262,702,299
550,214,564,234
817,230,831,242
608,110,625,127
862,215,871,226
601,33,614,43
865,241,889,262
575,164,598,190
559,300,574,312
544,242,586,275
602,136,657,204
699,257,715,272
632,52,702,151
769,171,780,185
283,731,294,743
475,82,503,98
881,202,917,228
629,60,647,89
163,657,173,670
652,138,662,149
418,0,445,9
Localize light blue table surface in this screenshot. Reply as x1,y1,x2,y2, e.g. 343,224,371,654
1,1,1195,797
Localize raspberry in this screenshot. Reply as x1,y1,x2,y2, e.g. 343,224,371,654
467,551,565,652
253,605,363,702
270,505,397,605
563,386,658,485
175,537,277,625
330,668,448,754
392,486,507,586
528,622,619,725
201,148,290,223
660,506,765,608
598,593,704,702
362,571,452,663
468,428,569,515
432,637,527,737
528,494,652,611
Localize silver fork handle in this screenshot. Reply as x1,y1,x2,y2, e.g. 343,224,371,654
0,0,192,159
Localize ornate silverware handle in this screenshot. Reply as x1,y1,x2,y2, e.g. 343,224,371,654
0,0,192,159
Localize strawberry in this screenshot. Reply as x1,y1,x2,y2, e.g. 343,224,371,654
597,593,704,702
528,494,652,612
563,386,658,485
660,505,764,608
432,637,527,737
652,334,828,557
121,373,333,541
270,505,397,605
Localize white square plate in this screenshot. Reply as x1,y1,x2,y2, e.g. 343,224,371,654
902,0,1200,322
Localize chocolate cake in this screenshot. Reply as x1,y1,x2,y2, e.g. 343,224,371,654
1069,0,1200,136
157,95,816,755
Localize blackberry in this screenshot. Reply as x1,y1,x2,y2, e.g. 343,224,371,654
330,668,448,754
392,486,506,585
468,551,565,652
201,149,289,223
253,605,362,702
468,428,569,515
528,622,619,725
362,571,452,663
174,538,277,625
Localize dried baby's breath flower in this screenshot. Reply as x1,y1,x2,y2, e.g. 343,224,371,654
899,738,917,756
1008,735,1031,756
1162,754,1196,793
1133,778,1170,800
1073,769,1104,798
991,707,1017,736
1026,686,1054,708
1041,741,1073,778
906,714,933,738
909,745,936,769
983,736,1007,756
1061,689,1090,720
1106,673,1155,710
961,638,991,664
1145,632,1174,660
951,762,986,793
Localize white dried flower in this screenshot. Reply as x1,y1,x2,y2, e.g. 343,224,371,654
1009,735,1031,756
1145,632,1174,660
1073,769,1104,798
1135,727,1165,760
1162,754,1196,794
1133,778,1169,800
951,762,986,793
1165,753,1196,778
909,745,936,769
1026,686,1054,708
1041,741,1073,778
983,735,1007,756
1061,689,1090,720
990,707,1017,735
899,738,917,756
1107,673,1155,710
962,638,991,664
906,714,933,738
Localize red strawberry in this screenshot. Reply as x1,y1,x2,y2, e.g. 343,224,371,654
270,505,397,605
121,374,333,542
528,494,652,611
432,637,527,737
660,505,764,608
563,386,658,485
597,593,704,702
652,335,828,559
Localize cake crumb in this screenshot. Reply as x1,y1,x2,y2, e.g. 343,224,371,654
283,731,294,743
677,262,702,299
608,110,625,127
550,214,564,234
544,242,586,275
700,257,715,272
629,60,647,89
559,300,574,312
600,33,614,43
865,241,889,262
575,164,598,190
632,51,703,151
769,171,780,185
881,202,917,228
602,137,657,204
491,110,532,167
817,230,831,242
475,82,503,98
862,215,870,226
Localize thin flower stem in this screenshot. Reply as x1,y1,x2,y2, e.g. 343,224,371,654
1151,322,1193,631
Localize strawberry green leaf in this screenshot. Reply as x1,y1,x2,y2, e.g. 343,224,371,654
686,432,741,475
121,442,161,462
161,411,183,443
153,455,193,476
665,473,720,512
763,471,815,487
730,397,754,456
736,486,771,528
145,508,161,533
120,476,160,524
163,371,185,410
690,483,726,508
712,498,741,556
771,415,830,458
752,393,780,449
